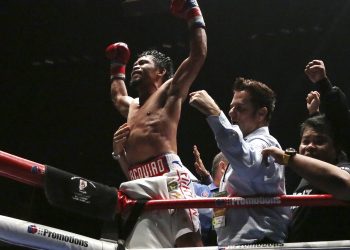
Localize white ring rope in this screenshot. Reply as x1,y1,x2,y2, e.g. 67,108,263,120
1,214,350,250
0,215,116,250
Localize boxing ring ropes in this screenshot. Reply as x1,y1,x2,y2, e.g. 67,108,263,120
1,150,350,250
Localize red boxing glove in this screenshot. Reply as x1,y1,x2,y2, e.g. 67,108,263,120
105,42,130,80
170,0,205,29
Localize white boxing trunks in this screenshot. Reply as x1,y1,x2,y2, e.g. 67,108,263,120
119,153,200,248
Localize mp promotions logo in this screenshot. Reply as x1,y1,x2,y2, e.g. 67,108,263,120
27,225,38,234
27,224,88,247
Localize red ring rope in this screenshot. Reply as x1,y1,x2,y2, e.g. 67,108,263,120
0,150,45,187
119,193,350,211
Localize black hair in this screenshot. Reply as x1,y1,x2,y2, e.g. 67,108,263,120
300,114,334,139
300,114,344,157
138,50,174,82
233,77,276,123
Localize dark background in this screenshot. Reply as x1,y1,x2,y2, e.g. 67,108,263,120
1,0,350,246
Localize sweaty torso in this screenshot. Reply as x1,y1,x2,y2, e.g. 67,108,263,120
125,82,181,165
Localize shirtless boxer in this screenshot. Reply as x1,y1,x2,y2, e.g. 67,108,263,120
106,0,207,248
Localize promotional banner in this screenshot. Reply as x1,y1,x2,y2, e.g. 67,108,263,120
0,215,116,250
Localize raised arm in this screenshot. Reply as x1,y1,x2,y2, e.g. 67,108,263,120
193,145,213,185
306,91,320,116
106,42,135,118
189,90,272,174
189,90,221,116
305,59,350,156
168,0,207,99
305,59,328,84
262,147,350,200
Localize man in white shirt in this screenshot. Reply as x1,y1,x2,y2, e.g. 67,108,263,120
189,77,290,246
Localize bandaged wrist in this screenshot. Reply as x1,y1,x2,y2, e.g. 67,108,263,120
110,63,126,80
186,7,205,29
